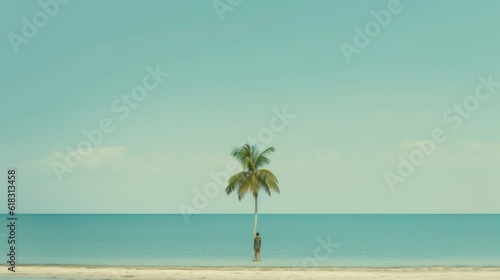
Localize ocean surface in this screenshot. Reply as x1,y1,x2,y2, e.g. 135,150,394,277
0,214,499,267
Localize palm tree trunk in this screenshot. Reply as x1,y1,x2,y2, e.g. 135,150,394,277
253,195,258,236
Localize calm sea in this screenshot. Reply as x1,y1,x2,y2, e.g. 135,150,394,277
1,214,499,267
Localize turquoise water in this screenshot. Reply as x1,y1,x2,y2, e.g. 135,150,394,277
0,214,499,267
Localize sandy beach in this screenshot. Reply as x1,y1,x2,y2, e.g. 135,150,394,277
1,265,500,280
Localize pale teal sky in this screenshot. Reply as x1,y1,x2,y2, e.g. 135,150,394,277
1,0,499,214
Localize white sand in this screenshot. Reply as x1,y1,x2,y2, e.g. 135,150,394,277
1,266,500,280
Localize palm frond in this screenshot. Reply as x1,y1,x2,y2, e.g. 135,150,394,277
250,175,260,197
226,171,247,195
256,169,280,195
231,144,255,171
237,173,254,200
254,147,275,169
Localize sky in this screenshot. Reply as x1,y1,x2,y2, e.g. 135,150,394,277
1,0,499,214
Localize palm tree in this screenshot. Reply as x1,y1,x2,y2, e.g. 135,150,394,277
225,144,280,237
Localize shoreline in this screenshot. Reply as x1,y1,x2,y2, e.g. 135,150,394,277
1,265,500,280
2,264,500,269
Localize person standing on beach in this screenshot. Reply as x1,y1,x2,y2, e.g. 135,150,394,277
254,232,261,261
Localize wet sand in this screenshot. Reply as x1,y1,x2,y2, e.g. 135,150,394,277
1,265,500,280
